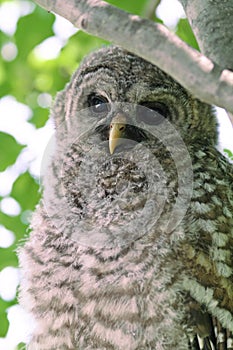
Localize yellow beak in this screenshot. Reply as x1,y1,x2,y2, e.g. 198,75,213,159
109,113,127,154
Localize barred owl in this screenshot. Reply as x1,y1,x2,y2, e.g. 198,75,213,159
19,46,233,350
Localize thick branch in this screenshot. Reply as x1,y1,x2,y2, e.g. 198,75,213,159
34,0,233,113
179,0,233,71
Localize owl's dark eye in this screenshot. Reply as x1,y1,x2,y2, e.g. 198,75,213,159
137,102,169,125
88,94,110,114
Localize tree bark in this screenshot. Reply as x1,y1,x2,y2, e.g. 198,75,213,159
33,0,233,115
179,0,233,71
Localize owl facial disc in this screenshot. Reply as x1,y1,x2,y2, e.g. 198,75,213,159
41,102,193,249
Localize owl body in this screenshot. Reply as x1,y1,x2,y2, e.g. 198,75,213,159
19,46,233,350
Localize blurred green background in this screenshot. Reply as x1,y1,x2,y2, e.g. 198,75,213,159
0,0,232,349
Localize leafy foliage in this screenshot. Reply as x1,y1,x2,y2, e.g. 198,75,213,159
176,18,199,50
224,148,233,161
0,133,25,171
0,1,231,349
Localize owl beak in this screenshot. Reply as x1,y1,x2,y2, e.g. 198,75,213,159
109,113,127,154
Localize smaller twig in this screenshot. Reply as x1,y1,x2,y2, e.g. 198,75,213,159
142,0,161,21
227,112,233,125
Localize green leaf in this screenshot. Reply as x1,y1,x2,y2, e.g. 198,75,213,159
0,132,25,171
176,18,199,50
105,0,148,15
0,60,7,95
0,310,9,337
15,6,55,60
0,211,28,241
11,172,40,211
0,247,18,270
224,148,233,160
0,299,16,337
29,107,49,128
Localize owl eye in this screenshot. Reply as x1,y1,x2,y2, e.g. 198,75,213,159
137,102,169,125
88,94,110,114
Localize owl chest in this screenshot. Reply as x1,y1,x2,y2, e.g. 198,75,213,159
70,247,187,349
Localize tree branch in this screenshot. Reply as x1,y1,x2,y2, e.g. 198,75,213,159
179,0,233,125
179,0,233,71
34,0,233,114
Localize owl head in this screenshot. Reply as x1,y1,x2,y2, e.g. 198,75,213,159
53,45,217,145
43,46,217,250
